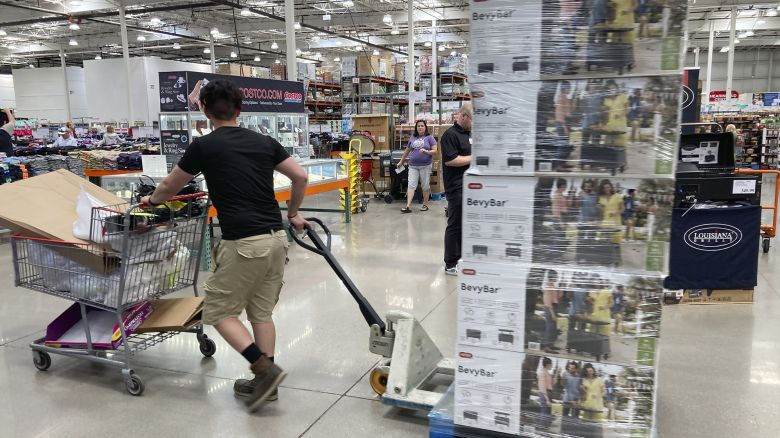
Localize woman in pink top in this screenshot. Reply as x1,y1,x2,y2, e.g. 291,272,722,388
538,357,554,421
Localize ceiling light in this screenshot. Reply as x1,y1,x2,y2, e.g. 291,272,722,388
137,35,146,41
204,47,211,54
424,41,431,47
414,60,420,66
311,35,320,42
296,48,302,55
734,38,740,44
334,56,341,62
294,22,302,30
271,41,278,50
438,45,445,52
70,0,82,5
69,39,78,46
150,17,162,25
738,32,748,38
343,1,354,7
29,64,35,68
745,30,755,37
720,47,729,53
0,30,6,36
462,53,468,59
323,14,332,21
210,27,219,36
372,49,380,55
450,50,456,56
69,23,80,30
383,14,392,24
315,52,322,58
94,54,102,60
769,10,778,17
230,51,237,58
275,59,281,64
391,27,399,35
758,19,766,25
254,55,261,61
173,42,181,49
240,8,251,16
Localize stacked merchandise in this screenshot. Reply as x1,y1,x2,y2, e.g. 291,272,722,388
455,1,687,437
1,155,85,180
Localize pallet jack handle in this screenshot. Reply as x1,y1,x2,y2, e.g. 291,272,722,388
289,218,387,334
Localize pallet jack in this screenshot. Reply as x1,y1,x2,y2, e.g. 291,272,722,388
289,218,454,410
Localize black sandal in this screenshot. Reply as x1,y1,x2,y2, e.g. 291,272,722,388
421,205,429,211
400,207,412,214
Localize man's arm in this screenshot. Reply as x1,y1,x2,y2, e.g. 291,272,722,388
441,131,471,167
445,155,471,167
275,157,309,231
142,166,196,205
1,109,15,135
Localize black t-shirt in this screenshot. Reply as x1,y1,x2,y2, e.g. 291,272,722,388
177,126,290,240
0,130,12,157
440,123,471,194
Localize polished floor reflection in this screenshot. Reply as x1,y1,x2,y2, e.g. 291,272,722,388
1,192,779,437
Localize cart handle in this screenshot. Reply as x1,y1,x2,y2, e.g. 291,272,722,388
288,217,332,255
137,192,208,209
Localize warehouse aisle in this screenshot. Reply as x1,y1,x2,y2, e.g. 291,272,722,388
0,193,779,437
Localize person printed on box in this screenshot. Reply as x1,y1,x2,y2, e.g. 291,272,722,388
0,108,15,157
441,102,472,275
598,179,624,245
581,81,603,148
537,357,554,424
623,188,637,240
589,279,613,336
542,270,560,354
551,178,571,230
141,79,310,412
397,120,437,213
580,363,605,421
53,126,78,147
612,285,626,335
628,89,642,142
562,361,582,418
636,0,650,38
604,374,618,421
97,125,121,147
554,81,574,171
568,273,589,332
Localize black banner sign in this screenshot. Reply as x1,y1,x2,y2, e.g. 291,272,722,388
681,68,701,135
159,72,189,112
160,129,190,171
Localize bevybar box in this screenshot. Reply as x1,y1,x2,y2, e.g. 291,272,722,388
454,346,523,435
457,262,528,353
469,75,681,177
469,0,688,84
463,174,673,275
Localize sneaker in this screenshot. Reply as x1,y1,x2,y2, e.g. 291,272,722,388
445,265,458,276
245,356,287,412
401,207,412,214
234,378,278,401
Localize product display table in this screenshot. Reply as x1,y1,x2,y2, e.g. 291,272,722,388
84,169,142,186
664,203,761,290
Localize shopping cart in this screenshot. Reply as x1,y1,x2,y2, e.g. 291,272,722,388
11,192,214,395
735,169,780,253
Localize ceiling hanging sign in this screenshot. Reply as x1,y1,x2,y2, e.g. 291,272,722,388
708,90,739,102
159,71,305,113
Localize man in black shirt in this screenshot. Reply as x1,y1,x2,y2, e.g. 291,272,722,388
440,102,472,275
142,79,309,412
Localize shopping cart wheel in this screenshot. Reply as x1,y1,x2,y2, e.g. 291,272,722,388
763,238,771,254
369,367,389,396
360,199,369,213
32,350,51,371
384,194,393,204
125,372,145,396
199,337,217,357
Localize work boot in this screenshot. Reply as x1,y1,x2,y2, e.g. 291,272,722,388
234,377,278,401
245,356,287,412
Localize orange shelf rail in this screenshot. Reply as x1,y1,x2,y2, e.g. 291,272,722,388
84,169,143,177
735,169,779,240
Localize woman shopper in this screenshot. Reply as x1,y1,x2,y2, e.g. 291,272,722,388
397,120,437,213
580,363,606,421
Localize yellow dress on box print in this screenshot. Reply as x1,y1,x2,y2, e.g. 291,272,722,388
588,288,613,336
599,193,624,244
580,377,606,421
605,0,636,43
601,93,629,148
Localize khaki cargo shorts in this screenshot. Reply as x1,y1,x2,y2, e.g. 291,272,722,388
203,230,289,325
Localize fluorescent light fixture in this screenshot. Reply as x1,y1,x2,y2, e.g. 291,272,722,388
315,52,322,58
450,50,457,56
95,54,102,60
769,9,778,16
275,59,281,64
414,60,420,66
29,64,35,68
745,30,755,37
734,38,740,44
296,48,302,55
738,32,748,38
424,41,431,47
271,41,279,49
137,35,146,41
69,23,80,30
0,29,6,36
69,39,78,46
204,47,211,54
173,42,181,49
254,55,261,61
323,14,331,21
462,53,468,59
343,1,354,7
210,27,219,35
391,27,399,35
720,47,729,53
758,19,766,25
150,17,162,25
70,0,83,5
372,49,379,55
240,8,251,16
438,45,445,52
294,22,302,30
383,14,392,24
230,51,238,58
334,56,341,62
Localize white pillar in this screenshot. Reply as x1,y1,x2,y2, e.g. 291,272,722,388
209,35,216,73
407,0,415,122
769,51,774,92
118,6,134,124
726,6,737,105
705,18,714,102
431,18,438,118
694,47,700,68
285,0,296,80
59,48,72,122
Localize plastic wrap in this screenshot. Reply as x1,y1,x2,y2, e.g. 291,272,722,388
469,0,688,83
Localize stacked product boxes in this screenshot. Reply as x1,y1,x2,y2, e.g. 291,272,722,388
454,1,688,437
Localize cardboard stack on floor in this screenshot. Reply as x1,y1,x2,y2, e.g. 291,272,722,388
455,1,688,437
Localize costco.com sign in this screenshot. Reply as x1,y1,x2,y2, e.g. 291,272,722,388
684,223,742,252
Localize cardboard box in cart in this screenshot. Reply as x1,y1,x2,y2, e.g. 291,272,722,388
0,170,128,273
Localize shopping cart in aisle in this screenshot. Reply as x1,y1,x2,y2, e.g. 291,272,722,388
735,168,780,253
11,193,215,395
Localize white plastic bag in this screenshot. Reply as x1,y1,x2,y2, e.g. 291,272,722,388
73,186,112,242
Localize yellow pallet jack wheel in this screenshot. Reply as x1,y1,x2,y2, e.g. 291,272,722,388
369,367,388,396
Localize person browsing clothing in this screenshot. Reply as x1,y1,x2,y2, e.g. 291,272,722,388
0,108,15,157
98,125,121,146
397,120,437,213
441,103,472,275
141,79,310,413
52,126,78,147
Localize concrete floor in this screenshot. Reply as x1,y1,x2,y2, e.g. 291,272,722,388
0,192,779,438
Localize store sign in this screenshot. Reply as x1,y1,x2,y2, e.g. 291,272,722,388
159,71,305,114
681,68,701,135
761,92,780,107
160,130,190,171
684,224,743,252
708,90,739,102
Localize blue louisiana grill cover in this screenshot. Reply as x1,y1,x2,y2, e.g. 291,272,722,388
665,204,761,290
